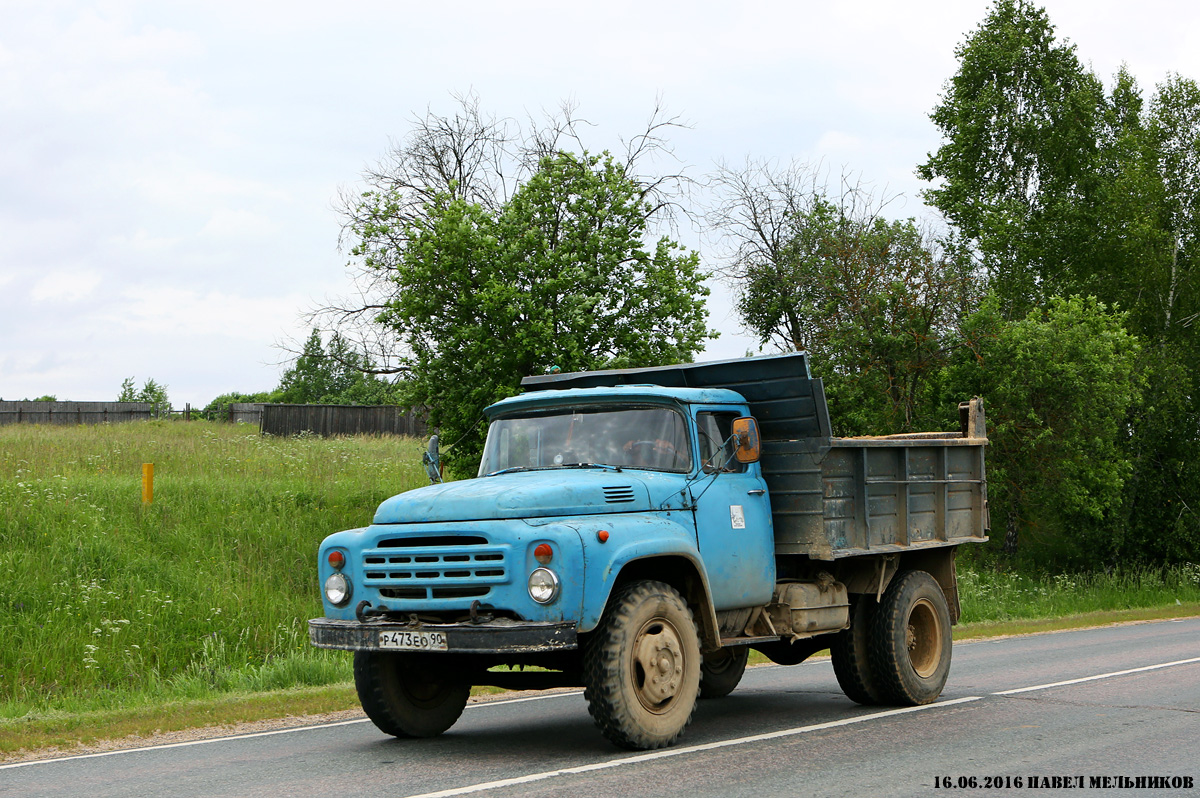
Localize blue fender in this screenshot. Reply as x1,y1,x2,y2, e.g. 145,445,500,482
568,511,720,646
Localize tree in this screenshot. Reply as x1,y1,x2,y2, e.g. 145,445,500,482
199,391,279,421
320,94,693,376
275,329,396,405
323,97,710,474
813,220,977,434
364,151,711,473
118,377,170,417
1067,68,1200,343
1075,68,1168,332
1113,74,1200,565
918,0,1104,317
1147,74,1200,336
919,1,1200,569
1117,346,1200,564
710,161,978,434
941,295,1142,565
1085,72,1200,566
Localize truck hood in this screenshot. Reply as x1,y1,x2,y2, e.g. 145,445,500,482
372,469,674,524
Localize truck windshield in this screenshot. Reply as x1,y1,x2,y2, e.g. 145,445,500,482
479,405,693,476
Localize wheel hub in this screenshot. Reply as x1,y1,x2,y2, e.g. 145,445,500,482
906,597,943,678
633,621,685,710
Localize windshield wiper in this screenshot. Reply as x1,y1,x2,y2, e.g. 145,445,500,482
483,466,532,477
486,462,623,476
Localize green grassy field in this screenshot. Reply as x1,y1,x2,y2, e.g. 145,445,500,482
956,563,1200,622
0,421,427,719
2,421,1198,756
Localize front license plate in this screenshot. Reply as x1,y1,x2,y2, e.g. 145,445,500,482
378,630,448,651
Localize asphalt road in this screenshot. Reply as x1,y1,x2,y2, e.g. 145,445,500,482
4,618,1198,798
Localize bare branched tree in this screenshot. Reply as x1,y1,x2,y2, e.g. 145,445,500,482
296,93,695,376
707,159,980,432
707,159,902,352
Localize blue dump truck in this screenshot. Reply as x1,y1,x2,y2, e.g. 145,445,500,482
309,353,988,750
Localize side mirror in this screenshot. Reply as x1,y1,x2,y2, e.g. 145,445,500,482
422,435,443,484
731,417,761,464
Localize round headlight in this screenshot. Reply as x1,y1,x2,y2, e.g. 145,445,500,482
324,573,352,606
528,567,561,604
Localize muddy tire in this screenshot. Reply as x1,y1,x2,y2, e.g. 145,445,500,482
869,570,952,705
699,646,749,699
354,651,470,738
831,595,882,705
583,580,701,750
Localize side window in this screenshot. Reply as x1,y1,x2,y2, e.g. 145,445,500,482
696,412,747,474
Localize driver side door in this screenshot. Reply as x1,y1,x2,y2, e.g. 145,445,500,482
691,410,776,610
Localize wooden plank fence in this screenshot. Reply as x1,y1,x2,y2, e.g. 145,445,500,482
228,403,268,425
0,400,428,438
0,401,156,426
259,404,429,438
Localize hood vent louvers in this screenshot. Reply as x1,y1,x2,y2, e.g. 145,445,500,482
379,535,487,548
603,485,637,504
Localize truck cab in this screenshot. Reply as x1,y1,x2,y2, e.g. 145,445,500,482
311,386,771,671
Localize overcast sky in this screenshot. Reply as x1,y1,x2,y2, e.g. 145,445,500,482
3,1,1199,406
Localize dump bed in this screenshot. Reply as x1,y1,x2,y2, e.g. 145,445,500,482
521,353,989,561
763,404,988,561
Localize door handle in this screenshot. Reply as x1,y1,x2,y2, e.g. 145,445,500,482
747,489,765,496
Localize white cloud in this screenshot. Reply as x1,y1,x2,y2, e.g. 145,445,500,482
198,208,279,240
813,130,868,159
130,165,293,210
104,286,311,340
30,270,103,303
102,228,181,254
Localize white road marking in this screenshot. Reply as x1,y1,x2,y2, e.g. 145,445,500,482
0,690,584,771
399,654,1200,798
5,653,1197,777
401,698,985,798
0,718,371,771
472,690,584,706
992,656,1200,695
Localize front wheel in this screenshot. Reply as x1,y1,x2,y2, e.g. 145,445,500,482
583,580,701,750
354,651,470,738
869,571,952,705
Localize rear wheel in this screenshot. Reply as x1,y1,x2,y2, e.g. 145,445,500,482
354,651,470,738
869,571,952,705
831,595,882,705
699,646,749,699
583,580,701,750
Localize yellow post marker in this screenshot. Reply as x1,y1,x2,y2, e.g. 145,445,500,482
142,463,154,504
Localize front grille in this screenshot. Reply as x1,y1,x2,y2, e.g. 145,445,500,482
603,485,637,503
379,586,491,600
362,535,509,601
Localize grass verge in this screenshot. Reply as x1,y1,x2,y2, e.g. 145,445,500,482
0,421,426,718
0,684,362,759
